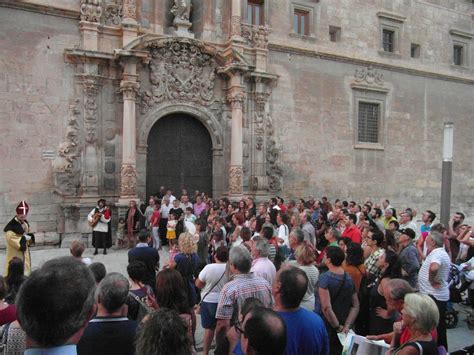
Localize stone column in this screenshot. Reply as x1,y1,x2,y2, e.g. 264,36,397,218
119,58,140,203
227,90,246,197
231,0,242,39
122,0,138,47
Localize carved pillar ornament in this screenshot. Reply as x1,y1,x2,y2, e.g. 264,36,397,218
120,164,138,197
80,0,103,22
227,90,246,196
171,0,193,38
81,76,101,196
122,0,137,22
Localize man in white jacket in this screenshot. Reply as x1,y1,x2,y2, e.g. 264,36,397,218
88,199,111,255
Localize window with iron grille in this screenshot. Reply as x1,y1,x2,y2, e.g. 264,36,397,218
247,0,264,26
382,29,394,52
358,102,380,143
453,45,463,66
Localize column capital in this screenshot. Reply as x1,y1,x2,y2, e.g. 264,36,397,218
227,92,246,109
120,81,140,100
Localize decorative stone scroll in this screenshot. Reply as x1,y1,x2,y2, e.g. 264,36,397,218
354,65,384,86
83,78,99,144
80,0,103,23
120,164,137,196
103,0,122,26
52,99,82,195
241,24,269,49
229,165,243,195
139,38,217,113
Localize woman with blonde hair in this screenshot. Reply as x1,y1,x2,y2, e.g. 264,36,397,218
289,242,320,311
389,293,439,354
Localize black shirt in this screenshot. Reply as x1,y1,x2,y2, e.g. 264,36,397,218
169,207,184,219
128,246,160,287
77,317,138,355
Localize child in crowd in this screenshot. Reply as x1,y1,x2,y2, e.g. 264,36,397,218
166,212,178,247
163,239,179,268
116,217,125,249
184,207,196,224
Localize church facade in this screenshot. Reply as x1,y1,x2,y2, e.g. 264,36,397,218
0,0,473,243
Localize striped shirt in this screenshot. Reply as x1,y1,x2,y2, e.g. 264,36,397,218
418,247,450,301
216,273,273,320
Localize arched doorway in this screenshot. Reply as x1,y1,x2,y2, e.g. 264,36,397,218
146,113,213,198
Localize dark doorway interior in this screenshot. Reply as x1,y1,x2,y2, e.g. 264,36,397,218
146,114,213,198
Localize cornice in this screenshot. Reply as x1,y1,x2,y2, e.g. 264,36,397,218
268,43,474,85
0,0,80,19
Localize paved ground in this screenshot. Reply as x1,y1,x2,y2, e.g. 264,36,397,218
1,247,473,353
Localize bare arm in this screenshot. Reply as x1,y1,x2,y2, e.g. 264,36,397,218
342,292,360,333
429,262,440,288
318,288,340,329
215,319,230,351
195,278,206,289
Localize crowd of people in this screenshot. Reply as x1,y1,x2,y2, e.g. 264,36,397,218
2,191,474,355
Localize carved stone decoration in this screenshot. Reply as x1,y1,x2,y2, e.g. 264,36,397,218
103,0,122,26
171,0,192,22
229,165,243,195
52,99,82,195
254,92,268,149
241,24,269,49
123,0,137,21
80,0,103,23
354,65,384,85
227,92,246,110
231,16,241,36
139,39,217,113
82,78,99,144
120,163,137,196
266,138,282,191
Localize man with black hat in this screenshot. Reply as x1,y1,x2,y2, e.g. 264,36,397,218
398,228,420,288
88,199,112,255
4,201,35,276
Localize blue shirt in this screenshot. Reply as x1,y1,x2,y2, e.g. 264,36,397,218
26,345,77,355
278,308,329,355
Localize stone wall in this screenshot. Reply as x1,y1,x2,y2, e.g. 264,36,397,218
269,50,474,214
0,7,79,243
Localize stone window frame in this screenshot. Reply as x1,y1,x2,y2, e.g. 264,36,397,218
289,2,317,41
410,43,421,59
377,12,406,59
242,0,270,26
329,25,341,42
449,29,472,68
351,85,389,150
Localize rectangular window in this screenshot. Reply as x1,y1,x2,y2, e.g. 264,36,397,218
453,45,464,66
358,102,380,143
294,10,309,35
247,0,264,26
329,26,341,42
411,43,420,58
382,29,394,52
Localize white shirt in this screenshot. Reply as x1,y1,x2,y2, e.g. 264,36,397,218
418,247,451,301
399,221,419,239
278,224,289,247
251,257,276,286
198,263,227,303
160,204,172,219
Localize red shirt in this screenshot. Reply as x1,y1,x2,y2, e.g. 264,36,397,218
0,304,17,326
342,224,362,244
278,204,287,213
150,210,161,227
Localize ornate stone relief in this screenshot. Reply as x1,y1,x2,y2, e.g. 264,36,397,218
123,0,137,21
266,138,282,191
103,0,122,26
229,165,243,195
80,0,103,23
83,78,99,144
354,65,384,86
52,99,82,195
121,164,137,196
254,92,268,149
139,39,217,113
241,24,269,49
231,16,241,36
